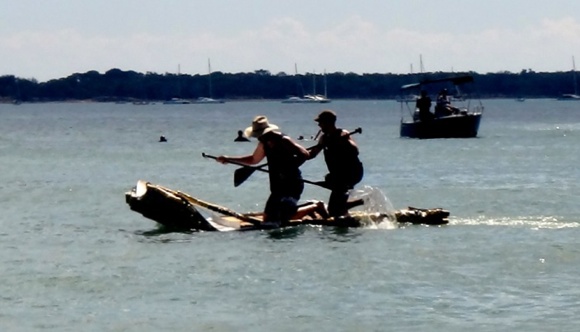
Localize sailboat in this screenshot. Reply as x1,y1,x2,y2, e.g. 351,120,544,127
303,70,331,103
282,65,331,103
192,59,225,104
557,56,580,101
163,64,191,104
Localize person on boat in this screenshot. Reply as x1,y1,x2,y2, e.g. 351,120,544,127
308,110,364,218
159,135,167,142
434,89,460,117
415,90,433,122
216,116,310,227
234,130,250,142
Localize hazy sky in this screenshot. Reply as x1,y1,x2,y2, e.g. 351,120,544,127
2,0,580,81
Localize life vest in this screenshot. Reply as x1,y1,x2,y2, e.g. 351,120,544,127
322,128,363,187
260,132,304,196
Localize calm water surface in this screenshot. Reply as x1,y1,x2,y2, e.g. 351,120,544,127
1,99,579,331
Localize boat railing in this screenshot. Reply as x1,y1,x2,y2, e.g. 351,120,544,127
399,97,419,121
470,99,485,114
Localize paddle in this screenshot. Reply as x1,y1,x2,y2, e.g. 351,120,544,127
232,127,362,187
202,152,331,190
174,190,262,226
234,161,268,186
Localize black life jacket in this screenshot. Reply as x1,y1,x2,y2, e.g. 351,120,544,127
322,128,363,186
260,132,304,195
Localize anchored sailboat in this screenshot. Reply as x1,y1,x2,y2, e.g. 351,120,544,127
303,69,331,103
163,64,191,104
282,64,331,103
558,56,580,101
193,59,225,104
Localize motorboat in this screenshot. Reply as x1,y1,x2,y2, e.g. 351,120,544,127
399,75,484,139
400,113,482,139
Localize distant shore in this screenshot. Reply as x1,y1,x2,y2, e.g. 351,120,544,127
1,69,577,102
0,97,569,105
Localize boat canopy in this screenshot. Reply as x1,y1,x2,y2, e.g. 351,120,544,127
401,75,474,90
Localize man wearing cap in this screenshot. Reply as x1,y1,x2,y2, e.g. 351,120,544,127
216,115,310,227
309,110,364,217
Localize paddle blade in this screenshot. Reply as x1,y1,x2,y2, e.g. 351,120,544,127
234,167,256,187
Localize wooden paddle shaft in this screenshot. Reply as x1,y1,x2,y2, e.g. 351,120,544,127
175,190,262,226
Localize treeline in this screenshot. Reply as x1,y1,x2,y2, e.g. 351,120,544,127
0,68,577,102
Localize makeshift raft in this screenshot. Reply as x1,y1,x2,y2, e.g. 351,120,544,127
125,180,450,232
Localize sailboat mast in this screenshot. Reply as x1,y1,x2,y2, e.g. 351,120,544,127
295,63,304,97
208,58,213,98
312,70,316,95
177,64,182,97
573,56,578,95
323,69,327,98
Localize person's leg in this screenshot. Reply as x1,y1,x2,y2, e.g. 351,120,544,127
278,196,299,222
327,190,349,217
263,193,300,225
263,194,281,222
293,201,329,219
278,180,304,221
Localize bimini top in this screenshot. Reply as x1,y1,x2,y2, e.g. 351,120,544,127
400,75,474,90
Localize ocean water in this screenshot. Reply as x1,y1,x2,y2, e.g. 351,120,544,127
1,99,579,331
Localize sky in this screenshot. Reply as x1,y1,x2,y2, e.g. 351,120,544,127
2,0,580,82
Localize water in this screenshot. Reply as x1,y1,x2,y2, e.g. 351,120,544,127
1,99,579,331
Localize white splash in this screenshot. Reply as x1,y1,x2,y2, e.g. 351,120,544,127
349,185,398,229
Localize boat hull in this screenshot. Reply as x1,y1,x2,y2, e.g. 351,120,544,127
557,94,580,101
125,181,450,232
163,98,191,104
400,113,482,139
192,97,225,104
281,96,331,104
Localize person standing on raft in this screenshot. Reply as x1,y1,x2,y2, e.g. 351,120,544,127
308,110,364,218
216,116,310,227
